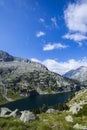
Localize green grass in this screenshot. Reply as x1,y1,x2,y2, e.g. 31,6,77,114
68,89,87,106
0,111,85,130
7,91,22,100
0,94,7,104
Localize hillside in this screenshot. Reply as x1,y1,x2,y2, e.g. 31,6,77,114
0,50,79,103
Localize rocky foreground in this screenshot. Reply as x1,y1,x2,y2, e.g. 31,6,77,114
0,89,87,130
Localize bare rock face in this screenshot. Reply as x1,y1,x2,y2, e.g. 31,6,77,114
20,110,36,122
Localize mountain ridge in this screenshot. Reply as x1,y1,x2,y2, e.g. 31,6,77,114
63,66,87,85
0,50,80,103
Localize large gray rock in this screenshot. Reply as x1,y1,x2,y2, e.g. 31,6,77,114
0,107,12,117
20,111,35,122
65,115,73,122
9,109,21,118
73,123,87,129
46,108,58,114
69,103,82,114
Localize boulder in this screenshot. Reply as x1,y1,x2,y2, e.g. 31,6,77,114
46,108,58,114
20,110,35,122
65,115,73,122
73,123,87,129
0,107,12,117
10,109,21,118
69,103,82,114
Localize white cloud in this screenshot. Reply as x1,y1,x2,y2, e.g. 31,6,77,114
63,33,87,41
39,18,45,23
43,58,87,74
64,1,87,33
36,31,46,37
64,1,87,42
43,43,68,51
31,57,87,75
30,58,41,63
51,17,58,28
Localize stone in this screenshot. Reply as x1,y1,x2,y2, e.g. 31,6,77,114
73,123,87,129
9,109,21,118
69,103,82,114
65,115,73,122
20,110,35,122
0,107,12,117
46,108,58,114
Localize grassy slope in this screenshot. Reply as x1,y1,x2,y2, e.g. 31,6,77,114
68,89,87,106
0,111,87,130
0,95,7,105
0,91,23,105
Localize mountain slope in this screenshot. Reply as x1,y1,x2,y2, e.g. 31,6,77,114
63,66,87,85
0,50,79,102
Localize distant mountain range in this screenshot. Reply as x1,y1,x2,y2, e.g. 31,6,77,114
63,66,87,85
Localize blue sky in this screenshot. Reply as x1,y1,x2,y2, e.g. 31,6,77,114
0,0,87,74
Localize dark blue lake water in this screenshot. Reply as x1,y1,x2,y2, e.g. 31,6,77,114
0,91,76,111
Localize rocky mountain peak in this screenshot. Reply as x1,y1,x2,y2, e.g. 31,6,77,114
0,50,14,62
63,66,87,85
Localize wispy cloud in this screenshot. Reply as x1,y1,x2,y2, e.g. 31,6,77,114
39,18,45,23
43,43,68,51
64,1,87,42
63,33,87,42
31,57,87,74
51,17,58,28
36,31,46,37
39,17,58,30
30,58,41,63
